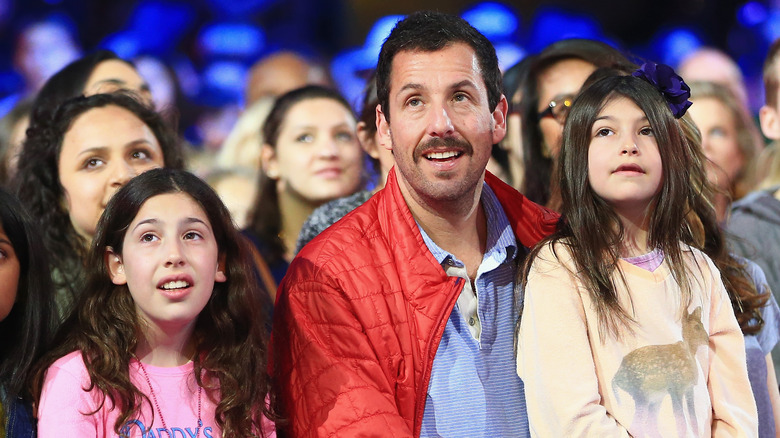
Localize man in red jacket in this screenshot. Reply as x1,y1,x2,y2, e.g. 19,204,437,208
272,11,558,437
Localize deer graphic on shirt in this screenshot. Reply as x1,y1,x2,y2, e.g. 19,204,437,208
612,306,708,437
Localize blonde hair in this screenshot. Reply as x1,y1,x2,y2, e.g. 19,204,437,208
689,80,762,199
216,97,274,171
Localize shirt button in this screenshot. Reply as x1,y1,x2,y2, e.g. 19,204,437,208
469,317,476,326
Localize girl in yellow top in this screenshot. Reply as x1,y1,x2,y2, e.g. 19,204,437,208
517,64,758,437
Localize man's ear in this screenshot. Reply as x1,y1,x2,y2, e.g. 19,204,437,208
376,104,393,152
215,254,227,283
261,145,279,179
106,247,127,285
760,104,780,141
491,95,508,145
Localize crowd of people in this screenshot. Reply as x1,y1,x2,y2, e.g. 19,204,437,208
0,8,779,438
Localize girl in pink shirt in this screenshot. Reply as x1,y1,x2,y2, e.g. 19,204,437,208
517,64,757,437
34,168,275,437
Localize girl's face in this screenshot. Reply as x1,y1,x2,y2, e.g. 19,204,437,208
687,97,744,190
107,193,226,330
264,98,363,203
587,96,663,218
58,105,165,239
0,223,20,321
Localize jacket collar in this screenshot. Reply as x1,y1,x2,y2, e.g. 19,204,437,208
375,168,559,299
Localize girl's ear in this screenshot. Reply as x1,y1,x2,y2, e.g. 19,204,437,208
215,254,227,283
105,247,127,285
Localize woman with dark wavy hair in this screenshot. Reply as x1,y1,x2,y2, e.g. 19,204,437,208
0,188,56,437
33,168,275,437
12,92,183,318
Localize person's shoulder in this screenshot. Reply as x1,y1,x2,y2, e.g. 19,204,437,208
43,350,90,387
528,239,575,274
731,186,780,215
291,193,388,274
296,191,374,252
48,350,87,372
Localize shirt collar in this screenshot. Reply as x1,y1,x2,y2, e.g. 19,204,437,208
418,182,517,267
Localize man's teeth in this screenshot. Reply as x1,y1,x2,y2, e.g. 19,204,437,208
426,151,460,160
161,280,190,290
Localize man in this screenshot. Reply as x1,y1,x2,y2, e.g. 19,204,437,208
728,37,780,379
272,11,558,437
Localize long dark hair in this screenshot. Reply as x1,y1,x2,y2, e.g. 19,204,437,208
32,168,274,436
0,188,55,403
245,84,353,263
522,74,700,338
521,39,635,207
677,116,769,334
12,92,183,311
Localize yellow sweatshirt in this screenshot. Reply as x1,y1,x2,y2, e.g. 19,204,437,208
517,242,758,437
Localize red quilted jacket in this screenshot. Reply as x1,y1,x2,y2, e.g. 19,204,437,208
271,170,559,437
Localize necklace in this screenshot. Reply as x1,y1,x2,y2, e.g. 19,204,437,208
135,359,203,431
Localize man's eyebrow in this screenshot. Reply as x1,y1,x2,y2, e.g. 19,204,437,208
397,83,424,94
451,80,478,90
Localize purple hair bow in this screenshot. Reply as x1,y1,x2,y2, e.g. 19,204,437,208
632,62,692,118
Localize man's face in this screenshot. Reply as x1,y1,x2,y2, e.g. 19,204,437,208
376,43,507,211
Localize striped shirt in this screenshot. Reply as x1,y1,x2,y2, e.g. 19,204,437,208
418,183,530,437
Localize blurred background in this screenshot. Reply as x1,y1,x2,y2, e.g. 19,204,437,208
0,0,776,147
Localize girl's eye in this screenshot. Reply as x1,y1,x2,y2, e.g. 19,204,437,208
595,128,612,137
140,233,158,242
639,127,654,136
183,231,202,240
296,133,314,143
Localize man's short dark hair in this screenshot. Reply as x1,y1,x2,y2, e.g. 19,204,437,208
376,11,502,121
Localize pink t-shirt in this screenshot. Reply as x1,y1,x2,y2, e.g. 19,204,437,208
38,350,275,437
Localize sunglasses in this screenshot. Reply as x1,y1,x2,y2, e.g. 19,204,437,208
537,95,574,124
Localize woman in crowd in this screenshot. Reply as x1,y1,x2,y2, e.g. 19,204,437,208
0,188,55,437
12,92,183,318
520,39,634,210
295,74,393,253
244,85,364,285
687,80,761,223
29,50,151,125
